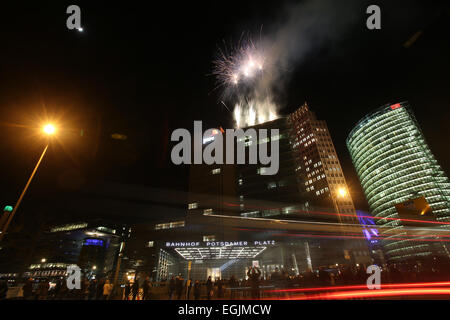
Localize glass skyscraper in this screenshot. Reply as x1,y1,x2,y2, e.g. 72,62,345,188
346,101,450,262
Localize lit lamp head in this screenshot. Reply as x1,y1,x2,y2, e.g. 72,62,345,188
337,187,348,198
43,124,56,135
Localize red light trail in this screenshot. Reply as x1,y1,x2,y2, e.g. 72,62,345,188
260,281,450,300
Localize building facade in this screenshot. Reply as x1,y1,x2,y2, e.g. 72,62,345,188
185,102,371,269
346,101,450,263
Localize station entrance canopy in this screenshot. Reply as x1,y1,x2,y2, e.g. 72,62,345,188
165,240,276,260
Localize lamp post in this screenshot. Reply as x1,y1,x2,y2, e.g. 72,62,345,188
332,187,348,224
0,124,56,243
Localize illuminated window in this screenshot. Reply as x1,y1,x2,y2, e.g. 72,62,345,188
203,208,213,215
203,235,215,241
188,203,198,210
212,168,221,175
155,221,185,230
147,241,154,247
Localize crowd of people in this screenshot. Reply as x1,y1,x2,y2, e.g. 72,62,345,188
159,263,450,300
1,262,449,300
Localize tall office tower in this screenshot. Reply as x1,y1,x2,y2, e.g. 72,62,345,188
288,103,358,223
187,103,370,265
236,117,309,219
188,103,363,225
347,102,450,263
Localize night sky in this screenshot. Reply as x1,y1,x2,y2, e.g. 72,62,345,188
0,0,449,218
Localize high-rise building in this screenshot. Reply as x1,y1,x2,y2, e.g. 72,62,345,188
288,103,358,223
187,102,370,265
188,103,360,223
346,101,450,263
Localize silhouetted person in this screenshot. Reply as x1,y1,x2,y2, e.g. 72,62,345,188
247,266,261,299
194,280,201,300
229,275,238,300
88,280,97,300
318,267,330,286
96,279,105,300
389,265,404,283
168,276,175,299
304,269,316,288
131,280,139,300
37,279,50,300
216,278,224,299
206,276,213,300
103,280,113,300
143,277,151,300
176,275,184,299
124,281,131,300
186,278,192,299
22,278,33,300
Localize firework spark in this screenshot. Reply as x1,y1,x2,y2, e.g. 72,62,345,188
212,37,265,90
213,33,279,128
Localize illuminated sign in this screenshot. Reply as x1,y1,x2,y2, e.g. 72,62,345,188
356,211,379,245
390,103,402,110
84,238,104,246
165,240,276,248
3,206,13,212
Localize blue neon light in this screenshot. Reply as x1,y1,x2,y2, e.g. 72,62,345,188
84,239,104,246
356,211,379,245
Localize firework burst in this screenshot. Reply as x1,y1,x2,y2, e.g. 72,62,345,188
212,33,279,128
212,35,266,96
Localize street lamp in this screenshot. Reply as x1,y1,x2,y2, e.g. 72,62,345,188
337,187,348,198
331,186,349,227
0,124,56,242
41,258,46,263
43,124,56,135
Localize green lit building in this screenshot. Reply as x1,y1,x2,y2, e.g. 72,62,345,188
346,102,450,264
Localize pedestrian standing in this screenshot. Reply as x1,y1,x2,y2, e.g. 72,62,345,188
193,280,201,300
186,278,192,300
82,279,90,300
247,266,261,299
229,275,237,300
103,280,113,300
176,275,184,300
142,277,151,300
124,281,131,300
217,278,223,299
206,276,213,300
168,276,175,299
96,279,105,300
22,278,33,300
37,279,50,300
88,280,97,300
131,279,139,300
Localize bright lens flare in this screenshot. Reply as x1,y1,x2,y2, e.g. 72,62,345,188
337,188,347,198
43,124,56,135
